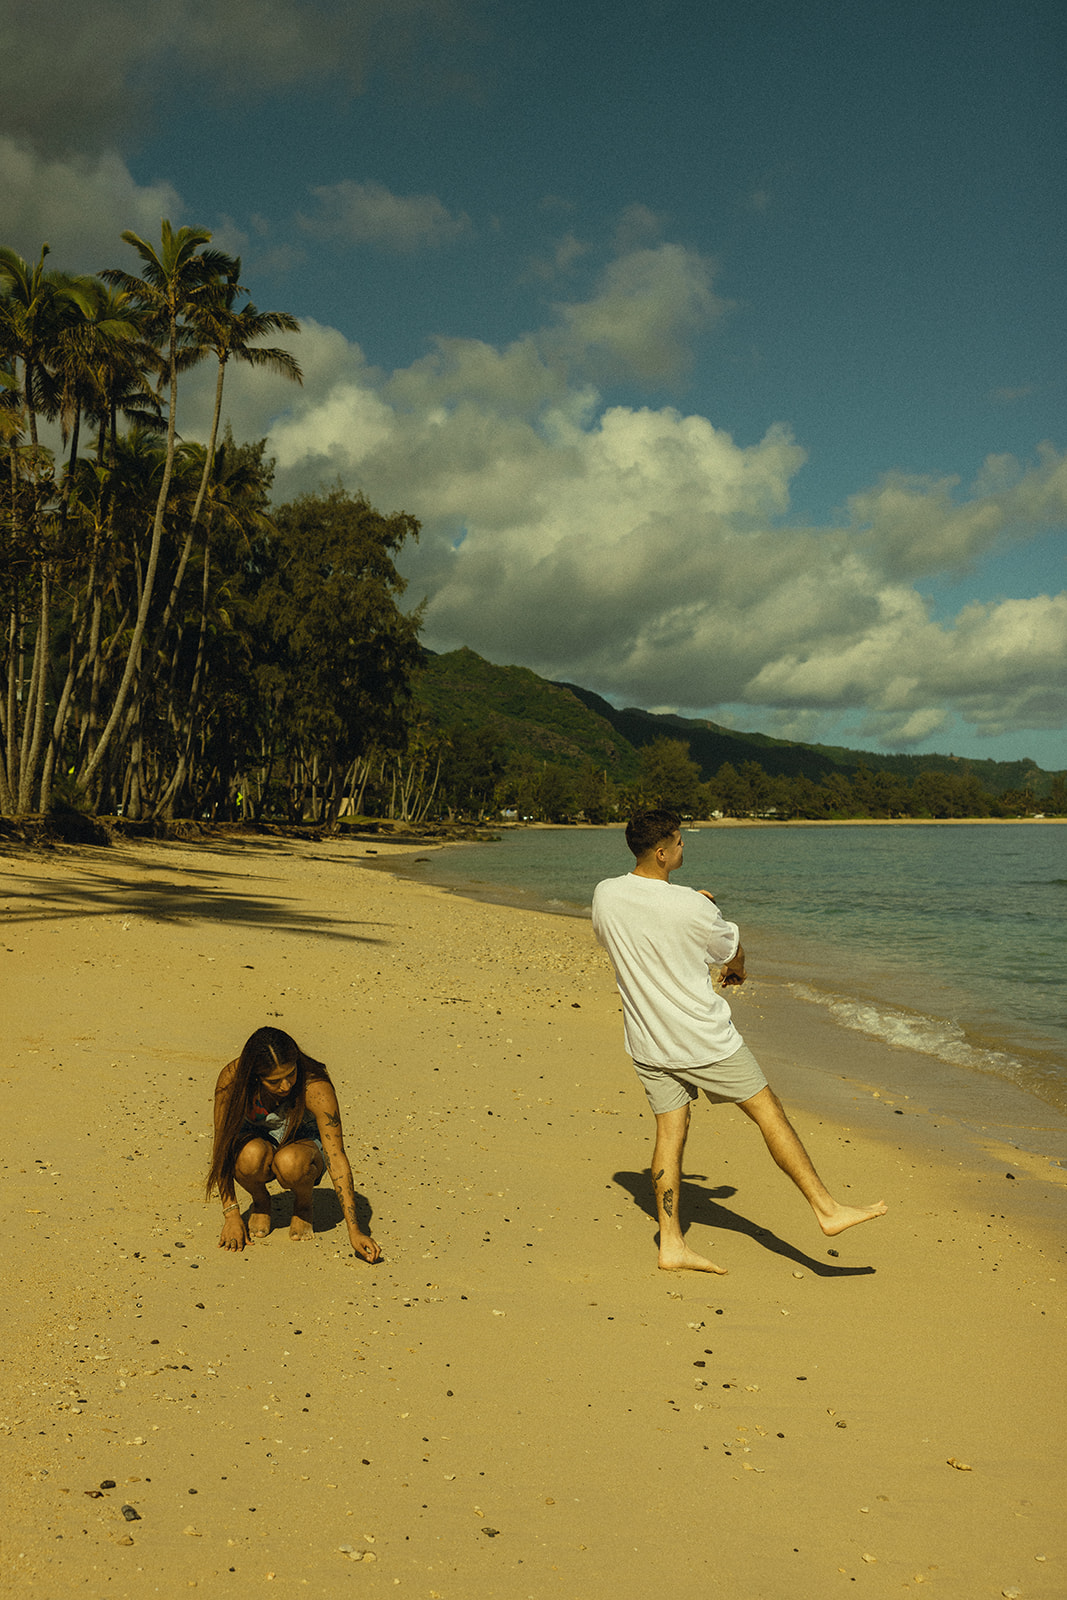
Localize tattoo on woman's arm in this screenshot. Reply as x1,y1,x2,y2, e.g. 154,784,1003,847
325,1111,341,1127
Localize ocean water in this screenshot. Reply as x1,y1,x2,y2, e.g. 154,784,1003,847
387,823,1067,1117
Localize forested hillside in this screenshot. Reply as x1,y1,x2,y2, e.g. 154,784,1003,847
559,681,1053,797
408,649,1063,822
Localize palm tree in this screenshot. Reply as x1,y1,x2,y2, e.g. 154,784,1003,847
153,433,277,817
54,277,156,486
155,263,301,651
0,351,26,814
0,244,86,811
73,426,167,795
34,278,168,812
0,244,74,449
180,261,301,531
78,221,234,796
82,286,163,467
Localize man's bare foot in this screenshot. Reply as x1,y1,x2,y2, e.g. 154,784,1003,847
248,1205,272,1240
658,1242,729,1274
289,1204,315,1241
817,1199,887,1236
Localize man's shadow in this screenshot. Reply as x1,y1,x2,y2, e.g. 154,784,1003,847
612,1170,875,1276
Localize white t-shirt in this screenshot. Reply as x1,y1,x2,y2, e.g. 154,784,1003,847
591,872,742,1069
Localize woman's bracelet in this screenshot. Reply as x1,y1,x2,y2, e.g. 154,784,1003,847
222,1202,240,1215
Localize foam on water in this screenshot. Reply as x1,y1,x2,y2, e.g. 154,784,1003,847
786,982,1066,1113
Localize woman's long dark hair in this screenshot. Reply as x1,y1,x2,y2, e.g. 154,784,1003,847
206,1026,331,1199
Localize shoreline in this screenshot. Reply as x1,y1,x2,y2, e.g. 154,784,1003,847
3,833,1065,1598
389,842,1067,1181
518,816,1067,827
362,826,1067,1128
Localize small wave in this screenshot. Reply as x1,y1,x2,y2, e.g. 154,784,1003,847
787,983,1025,1082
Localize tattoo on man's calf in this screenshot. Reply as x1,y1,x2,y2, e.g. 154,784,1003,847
663,1187,674,1217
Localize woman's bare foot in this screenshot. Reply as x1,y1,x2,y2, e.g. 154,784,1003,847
817,1199,887,1236
658,1241,728,1274
245,1182,274,1239
289,1199,315,1240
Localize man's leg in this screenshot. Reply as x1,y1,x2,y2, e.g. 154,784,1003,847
736,1086,886,1235
652,1104,728,1274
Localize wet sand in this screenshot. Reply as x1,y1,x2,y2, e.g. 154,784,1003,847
2,833,1064,1598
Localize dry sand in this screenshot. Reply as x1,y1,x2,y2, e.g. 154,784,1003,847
1,831,1064,1600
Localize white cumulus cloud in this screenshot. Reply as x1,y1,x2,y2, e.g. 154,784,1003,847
848,445,1067,579
0,138,182,269
299,180,470,252
159,239,1067,754
546,242,728,384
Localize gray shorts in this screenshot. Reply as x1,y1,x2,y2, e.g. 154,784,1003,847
633,1043,768,1115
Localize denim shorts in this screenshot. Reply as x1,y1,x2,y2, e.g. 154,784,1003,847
236,1114,324,1164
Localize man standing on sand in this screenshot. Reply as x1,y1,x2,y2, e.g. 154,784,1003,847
591,809,886,1273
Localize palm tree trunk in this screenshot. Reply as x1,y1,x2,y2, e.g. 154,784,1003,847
78,308,180,791
39,595,83,813
350,750,376,818
0,626,15,815
412,755,442,824
17,569,51,812
82,589,118,771
41,518,106,809
0,602,21,813
159,355,226,637
154,539,211,819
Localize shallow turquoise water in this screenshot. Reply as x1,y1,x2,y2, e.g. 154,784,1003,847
388,823,1067,1114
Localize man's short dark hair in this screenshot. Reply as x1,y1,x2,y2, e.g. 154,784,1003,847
625,809,682,859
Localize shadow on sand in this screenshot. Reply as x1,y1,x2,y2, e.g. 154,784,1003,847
258,1183,378,1249
612,1168,875,1276
0,838,394,945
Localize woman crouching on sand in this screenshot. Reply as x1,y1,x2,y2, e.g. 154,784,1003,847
208,1026,381,1261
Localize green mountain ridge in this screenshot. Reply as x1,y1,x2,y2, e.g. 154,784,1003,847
413,648,640,779
414,647,1060,797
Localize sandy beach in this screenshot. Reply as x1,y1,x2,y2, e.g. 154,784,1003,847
2,831,1065,1600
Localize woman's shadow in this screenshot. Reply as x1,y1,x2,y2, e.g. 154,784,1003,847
267,1184,377,1247
612,1170,875,1276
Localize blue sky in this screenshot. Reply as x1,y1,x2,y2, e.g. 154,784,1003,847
3,0,1064,767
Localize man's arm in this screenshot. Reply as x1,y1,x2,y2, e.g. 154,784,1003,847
697,889,745,985
718,941,746,987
